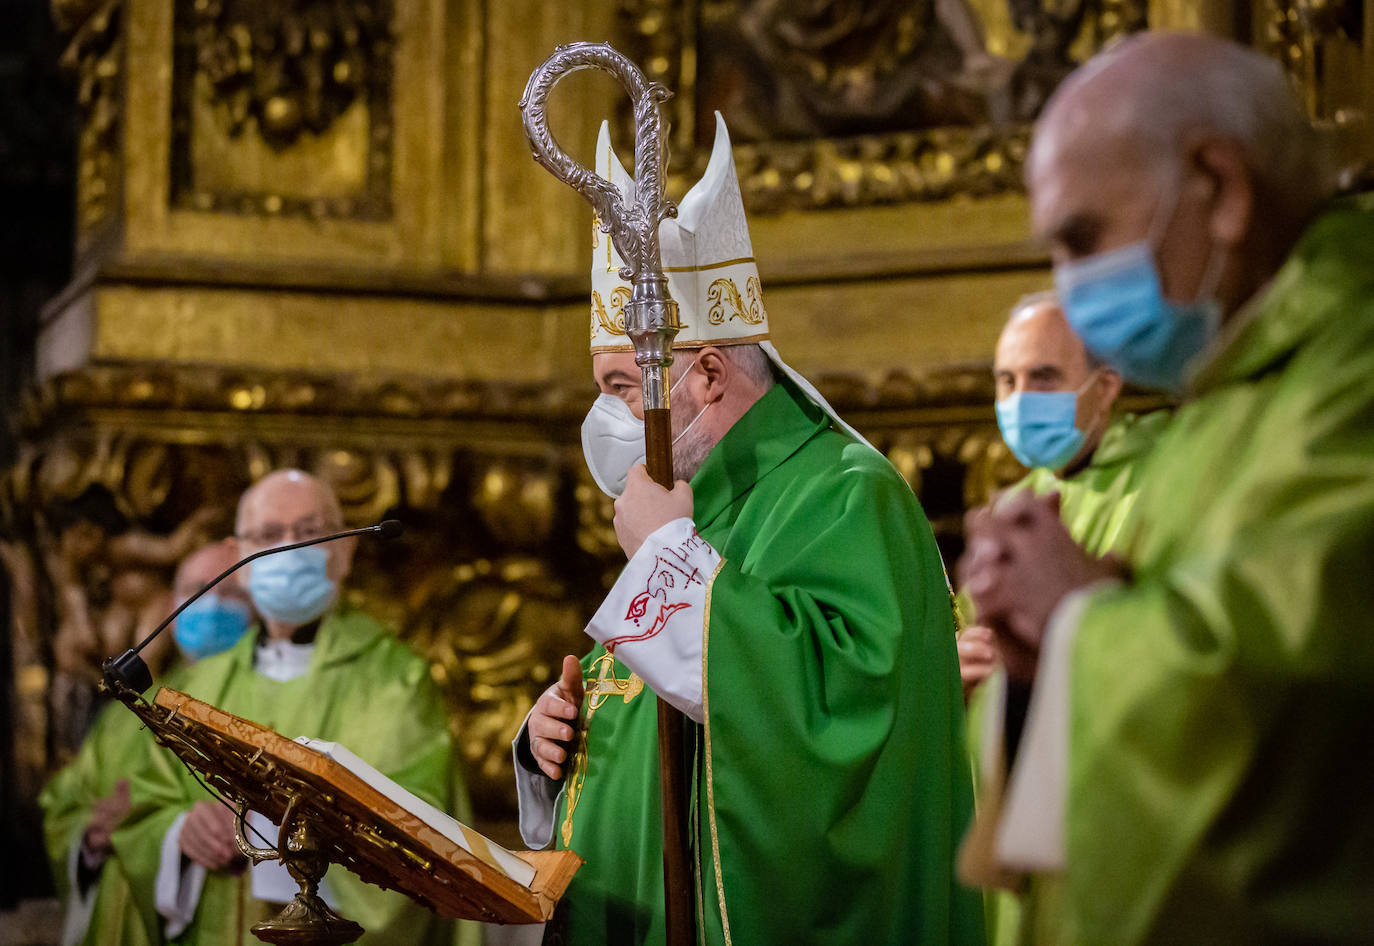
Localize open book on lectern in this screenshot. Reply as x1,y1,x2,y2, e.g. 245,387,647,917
293,737,538,887
122,685,581,927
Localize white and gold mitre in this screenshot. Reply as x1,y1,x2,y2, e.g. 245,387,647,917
589,112,768,354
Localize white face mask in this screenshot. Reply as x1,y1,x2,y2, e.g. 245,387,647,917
581,393,646,497
580,359,707,497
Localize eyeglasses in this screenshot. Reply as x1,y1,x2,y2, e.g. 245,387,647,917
236,515,341,549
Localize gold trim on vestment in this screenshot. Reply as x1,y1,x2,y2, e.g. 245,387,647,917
660,256,756,274
692,728,707,946
559,653,643,847
589,332,771,356
700,556,733,946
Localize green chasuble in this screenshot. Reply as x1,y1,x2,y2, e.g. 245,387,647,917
1051,194,1374,944
1015,410,1171,557
113,607,478,946
551,379,984,945
968,410,1168,946
40,664,190,946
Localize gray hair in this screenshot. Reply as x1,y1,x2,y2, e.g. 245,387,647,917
724,344,777,390
1038,33,1332,219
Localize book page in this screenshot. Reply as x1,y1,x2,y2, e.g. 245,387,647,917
295,737,537,888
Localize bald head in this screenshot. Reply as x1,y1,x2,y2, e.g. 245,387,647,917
234,469,354,601
1029,32,1328,319
995,297,1100,396
236,469,343,535
994,295,1123,469
1033,33,1322,197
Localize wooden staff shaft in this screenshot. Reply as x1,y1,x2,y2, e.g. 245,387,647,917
643,408,675,489
643,406,696,946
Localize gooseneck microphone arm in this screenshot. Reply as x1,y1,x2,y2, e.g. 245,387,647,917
103,518,404,694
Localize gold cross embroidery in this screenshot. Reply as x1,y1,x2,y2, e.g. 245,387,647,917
560,653,643,846
586,652,644,709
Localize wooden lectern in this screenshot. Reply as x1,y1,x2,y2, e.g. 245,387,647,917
106,678,581,945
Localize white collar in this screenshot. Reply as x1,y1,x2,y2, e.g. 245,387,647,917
254,638,315,683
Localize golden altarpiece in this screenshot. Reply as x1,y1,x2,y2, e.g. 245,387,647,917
5,0,1370,840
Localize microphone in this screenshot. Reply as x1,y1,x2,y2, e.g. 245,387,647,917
103,519,405,695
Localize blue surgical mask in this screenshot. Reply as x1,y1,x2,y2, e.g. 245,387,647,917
996,384,1089,470
1054,180,1223,392
173,593,254,661
248,546,337,626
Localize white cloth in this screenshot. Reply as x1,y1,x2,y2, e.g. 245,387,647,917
154,806,339,935
155,812,205,938
512,710,566,850
253,638,314,683
583,517,720,723
996,583,1117,870
58,837,98,946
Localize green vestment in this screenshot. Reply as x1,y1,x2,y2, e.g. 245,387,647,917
113,607,478,946
40,664,190,946
1052,194,1374,944
550,379,984,945
1015,410,1171,557
969,410,1169,946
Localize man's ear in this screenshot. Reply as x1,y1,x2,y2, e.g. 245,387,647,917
1194,138,1254,249
694,347,730,402
1096,367,1124,406
1079,368,1123,432
329,534,358,583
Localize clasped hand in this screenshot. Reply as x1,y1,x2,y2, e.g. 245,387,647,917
957,491,1124,681
81,779,131,864
179,800,248,873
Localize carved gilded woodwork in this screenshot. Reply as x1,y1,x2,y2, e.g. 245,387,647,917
1257,0,1372,185
52,0,454,274
3,362,1047,820
170,0,395,218
622,0,1148,213
60,0,123,249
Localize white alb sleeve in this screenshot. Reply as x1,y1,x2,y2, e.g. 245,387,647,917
155,811,206,938
583,517,720,724
996,583,1118,870
58,837,98,946
511,710,567,849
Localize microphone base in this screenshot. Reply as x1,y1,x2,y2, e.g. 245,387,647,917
104,650,153,695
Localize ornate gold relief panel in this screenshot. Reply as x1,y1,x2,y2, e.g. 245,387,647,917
168,0,395,220
1258,0,1373,185
58,0,124,253
622,0,1148,214
54,0,450,271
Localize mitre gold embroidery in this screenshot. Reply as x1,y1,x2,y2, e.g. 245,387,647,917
706,276,766,326
589,285,632,340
